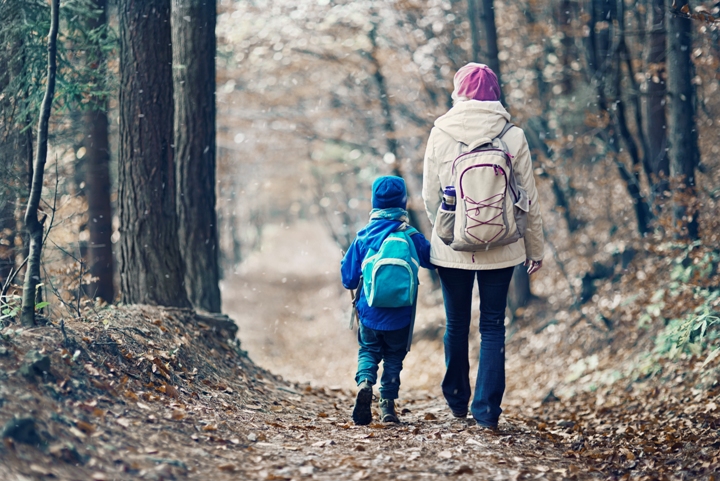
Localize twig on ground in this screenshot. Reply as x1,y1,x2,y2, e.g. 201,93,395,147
1,256,29,301
60,319,70,348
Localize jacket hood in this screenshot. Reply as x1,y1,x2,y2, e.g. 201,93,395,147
434,100,511,150
356,219,403,252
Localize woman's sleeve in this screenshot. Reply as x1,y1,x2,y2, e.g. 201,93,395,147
514,132,545,261
422,130,442,226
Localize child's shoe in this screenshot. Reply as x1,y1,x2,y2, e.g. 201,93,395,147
379,398,399,423
352,380,373,425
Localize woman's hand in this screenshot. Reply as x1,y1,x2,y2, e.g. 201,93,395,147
524,259,542,275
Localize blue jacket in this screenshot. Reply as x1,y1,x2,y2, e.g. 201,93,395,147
341,219,434,331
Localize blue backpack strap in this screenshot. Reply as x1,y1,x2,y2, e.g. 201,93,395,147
394,225,420,264
396,223,419,236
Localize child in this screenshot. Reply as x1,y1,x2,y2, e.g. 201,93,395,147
341,176,434,425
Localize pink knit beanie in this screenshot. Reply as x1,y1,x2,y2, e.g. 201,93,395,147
452,63,501,102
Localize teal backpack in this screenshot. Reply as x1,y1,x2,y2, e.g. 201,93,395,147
361,226,420,308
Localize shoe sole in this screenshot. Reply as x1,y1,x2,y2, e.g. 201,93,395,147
451,411,468,418
381,414,400,423
352,387,373,425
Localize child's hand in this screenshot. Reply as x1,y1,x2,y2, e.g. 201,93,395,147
524,259,542,275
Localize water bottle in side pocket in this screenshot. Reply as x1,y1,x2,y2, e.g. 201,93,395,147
436,186,456,245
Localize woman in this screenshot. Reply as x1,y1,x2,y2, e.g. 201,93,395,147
422,63,545,429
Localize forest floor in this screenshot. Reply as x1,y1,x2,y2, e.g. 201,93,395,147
0,222,718,480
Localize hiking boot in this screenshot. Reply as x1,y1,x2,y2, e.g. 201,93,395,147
475,420,499,432
379,398,399,423
352,380,373,425
450,409,468,419
448,404,468,418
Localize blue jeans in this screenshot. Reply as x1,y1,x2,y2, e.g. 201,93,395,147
355,322,410,400
437,265,515,427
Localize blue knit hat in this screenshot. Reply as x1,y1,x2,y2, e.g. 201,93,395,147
372,176,407,209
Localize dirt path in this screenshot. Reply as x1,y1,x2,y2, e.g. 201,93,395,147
215,222,595,479
216,388,590,481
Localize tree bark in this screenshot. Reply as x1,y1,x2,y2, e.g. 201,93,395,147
21,0,59,327
83,0,114,303
480,0,503,101
172,0,221,313
666,0,699,239
643,0,669,198
468,0,505,103
118,0,190,307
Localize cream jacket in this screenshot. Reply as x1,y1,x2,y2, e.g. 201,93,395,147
422,100,545,270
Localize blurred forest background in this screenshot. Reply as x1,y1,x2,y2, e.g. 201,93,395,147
1,0,720,477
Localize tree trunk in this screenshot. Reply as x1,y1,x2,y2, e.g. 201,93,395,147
0,55,16,284
21,0,59,327
118,0,190,307
643,0,669,198
468,0,505,103
585,0,652,235
0,5,32,288
557,0,576,94
666,0,699,239
480,0,503,101
367,24,428,237
467,0,482,65
0,128,31,287
83,0,115,303
172,0,221,313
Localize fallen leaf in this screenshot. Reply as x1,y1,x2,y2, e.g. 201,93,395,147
171,410,186,421
454,465,473,475
124,390,139,401
438,450,452,459
69,427,86,439
424,413,437,421
202,424,217,432
311,439,335,447
76,420,95,435
218,463,236,472
30,464,52,475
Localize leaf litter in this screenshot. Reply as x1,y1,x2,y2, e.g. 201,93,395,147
0,304,598,480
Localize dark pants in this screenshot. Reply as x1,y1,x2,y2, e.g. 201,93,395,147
437,265,515,427
355,322,410,400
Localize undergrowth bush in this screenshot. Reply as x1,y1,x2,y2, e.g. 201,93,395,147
640,242,720,375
